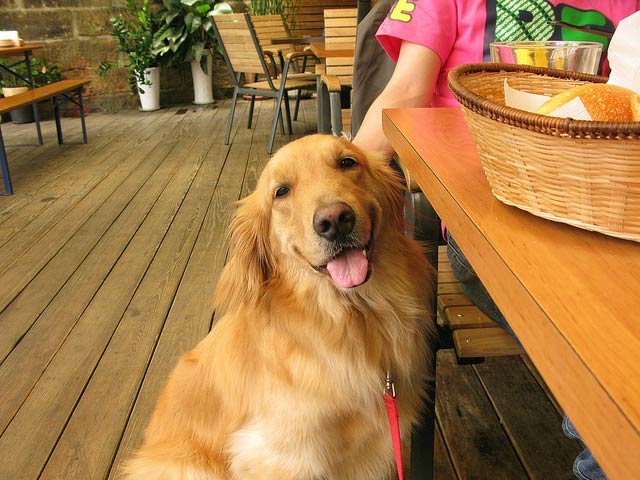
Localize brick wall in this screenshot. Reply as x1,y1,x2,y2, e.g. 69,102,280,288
0,0,246,111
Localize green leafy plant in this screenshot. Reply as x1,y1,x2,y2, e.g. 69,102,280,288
0,58,62,89
152,0,232,74
99,0,161,94
250,0,301,32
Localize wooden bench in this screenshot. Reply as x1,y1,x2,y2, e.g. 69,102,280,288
437,245,524,360
0,78,90,195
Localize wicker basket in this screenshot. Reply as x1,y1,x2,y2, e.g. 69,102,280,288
448,63,640,242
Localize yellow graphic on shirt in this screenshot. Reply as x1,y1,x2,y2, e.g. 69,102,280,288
390,0,415,22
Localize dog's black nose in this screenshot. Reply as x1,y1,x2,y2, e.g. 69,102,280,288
313,202,355,241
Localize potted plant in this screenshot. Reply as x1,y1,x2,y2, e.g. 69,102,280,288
152,0,232,105
0,58,62,123
99,0,163,111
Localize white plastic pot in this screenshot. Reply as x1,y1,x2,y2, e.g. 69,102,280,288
138,67,160,111
191,54,214,105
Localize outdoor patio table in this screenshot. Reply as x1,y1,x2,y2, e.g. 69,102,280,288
0,43,46,143
382,107,640,480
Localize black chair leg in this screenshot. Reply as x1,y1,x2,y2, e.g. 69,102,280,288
268,91,284,154
283,91,293,135
247,96,256,128
225,88,240,145
275,100,285,135
293,89,302,121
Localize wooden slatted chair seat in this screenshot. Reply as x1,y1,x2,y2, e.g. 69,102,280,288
212,13,318,154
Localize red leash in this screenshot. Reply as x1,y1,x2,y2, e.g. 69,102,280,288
385,372,404,480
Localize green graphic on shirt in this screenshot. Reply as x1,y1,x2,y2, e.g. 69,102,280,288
495,0,554,41
556,5,612,50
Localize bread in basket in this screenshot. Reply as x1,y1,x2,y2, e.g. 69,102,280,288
447,63,640,242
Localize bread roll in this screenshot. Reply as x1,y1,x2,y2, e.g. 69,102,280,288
535,83,640,121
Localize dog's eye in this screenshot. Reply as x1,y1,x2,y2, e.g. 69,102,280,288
339,157,357,169
274,185,290,198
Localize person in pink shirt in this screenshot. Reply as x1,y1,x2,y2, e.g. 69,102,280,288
352,2,639,479
354,0,637,157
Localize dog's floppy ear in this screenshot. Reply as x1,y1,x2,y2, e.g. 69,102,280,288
366,150,407,232
214,191,275,313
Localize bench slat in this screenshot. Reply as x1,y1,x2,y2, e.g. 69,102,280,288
0,80,90,115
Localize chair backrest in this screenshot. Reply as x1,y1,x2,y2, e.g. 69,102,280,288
324,8,358,86
212,13,276,84
288,0,357,37
251,14,295,55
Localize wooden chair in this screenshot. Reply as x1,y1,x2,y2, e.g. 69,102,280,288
212,13,318,154
251,13,297,69
287,0,358,38
251,13,316,119
318,8,357,136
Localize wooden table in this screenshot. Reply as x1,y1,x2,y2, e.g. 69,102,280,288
269,35,324,45
308,41,355,58
0,44,45,81
0,44,46,144
383,107,640,480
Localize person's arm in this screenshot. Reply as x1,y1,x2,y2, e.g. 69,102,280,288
352,40,441,159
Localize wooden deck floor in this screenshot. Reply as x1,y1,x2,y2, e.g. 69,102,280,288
0,98,316,479
0,98,582,479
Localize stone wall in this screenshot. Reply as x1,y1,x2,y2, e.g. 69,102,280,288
0,0,248,111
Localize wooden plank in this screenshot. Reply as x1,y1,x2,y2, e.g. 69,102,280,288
434,419,458,480
436,349,529,479
0,108,176,272
445,305,497,330
0,108,183,362
0,97,319,478
40,107,233,480
437,270,459,283
438,260,453,273
0,110,120,202
324,8,358,18
453,327,525,358
438,282,463,296
438,292,474,311
0,111,132,234
107,100,259,477
0,108,214,479
0,111,160,254
474,356,583,480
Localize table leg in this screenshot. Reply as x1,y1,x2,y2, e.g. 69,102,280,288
24,52,43,145
0,128,13,195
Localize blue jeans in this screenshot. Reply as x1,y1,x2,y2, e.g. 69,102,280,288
447,235,606,480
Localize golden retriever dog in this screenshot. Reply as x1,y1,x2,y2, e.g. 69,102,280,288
124,134,435,479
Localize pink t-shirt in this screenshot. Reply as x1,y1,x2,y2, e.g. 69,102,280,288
376,0,640,107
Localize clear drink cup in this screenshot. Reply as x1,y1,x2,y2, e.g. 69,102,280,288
490,41,602,74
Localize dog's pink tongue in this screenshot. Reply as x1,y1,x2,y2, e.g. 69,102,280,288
326,248,368,288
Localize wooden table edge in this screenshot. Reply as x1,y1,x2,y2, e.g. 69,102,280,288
382,107,640,480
